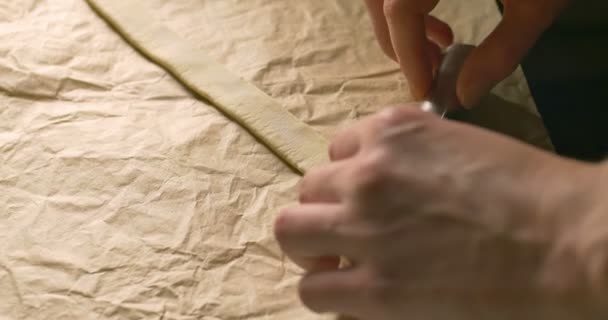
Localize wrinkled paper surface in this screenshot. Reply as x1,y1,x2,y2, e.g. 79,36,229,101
0,0,549,319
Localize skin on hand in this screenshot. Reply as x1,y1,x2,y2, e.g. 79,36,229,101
363,0,570,107
274,106,608,319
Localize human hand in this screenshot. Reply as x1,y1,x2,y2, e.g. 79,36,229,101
275,106,607,319
364,0,570,107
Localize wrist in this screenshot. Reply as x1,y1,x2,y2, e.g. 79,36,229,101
539,160,608,314
575,164,608,294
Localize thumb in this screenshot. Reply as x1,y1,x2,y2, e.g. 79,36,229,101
456,1,567,108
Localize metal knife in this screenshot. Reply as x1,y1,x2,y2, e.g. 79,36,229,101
421,43,475,118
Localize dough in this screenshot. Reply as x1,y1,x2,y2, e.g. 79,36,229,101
85,0,329,174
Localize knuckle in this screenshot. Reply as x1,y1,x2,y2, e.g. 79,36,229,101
329,131,357,161
380,105,432,127
352,147,392,191
380,113,434,145
353,222,389,244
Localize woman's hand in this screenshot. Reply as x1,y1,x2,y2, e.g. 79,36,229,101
275,106,607,319
364,0,569,107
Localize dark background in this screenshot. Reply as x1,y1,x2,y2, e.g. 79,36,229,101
497,1,608,161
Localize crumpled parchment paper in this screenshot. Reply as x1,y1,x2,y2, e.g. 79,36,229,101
0,0,550,319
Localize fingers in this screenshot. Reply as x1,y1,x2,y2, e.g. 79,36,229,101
364,0,396,61
424,15,453,48
328,117,380,162
386,9,431,100
457,1,568,107
275,204,356,263
299,268,368,316
299,161,346,203
365,0,451,100
329,127,361,161
384,0,439,99
329,105,424,162
427,40,442,76
365,2,452,64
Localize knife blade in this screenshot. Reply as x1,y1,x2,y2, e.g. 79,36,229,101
421,43,475,118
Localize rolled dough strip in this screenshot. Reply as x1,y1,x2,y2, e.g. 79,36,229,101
85,0,329,174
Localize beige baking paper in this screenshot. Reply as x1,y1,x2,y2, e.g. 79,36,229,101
85,0,329,174
0,0,551,319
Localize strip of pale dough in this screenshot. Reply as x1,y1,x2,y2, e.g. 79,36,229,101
85,0,329,174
